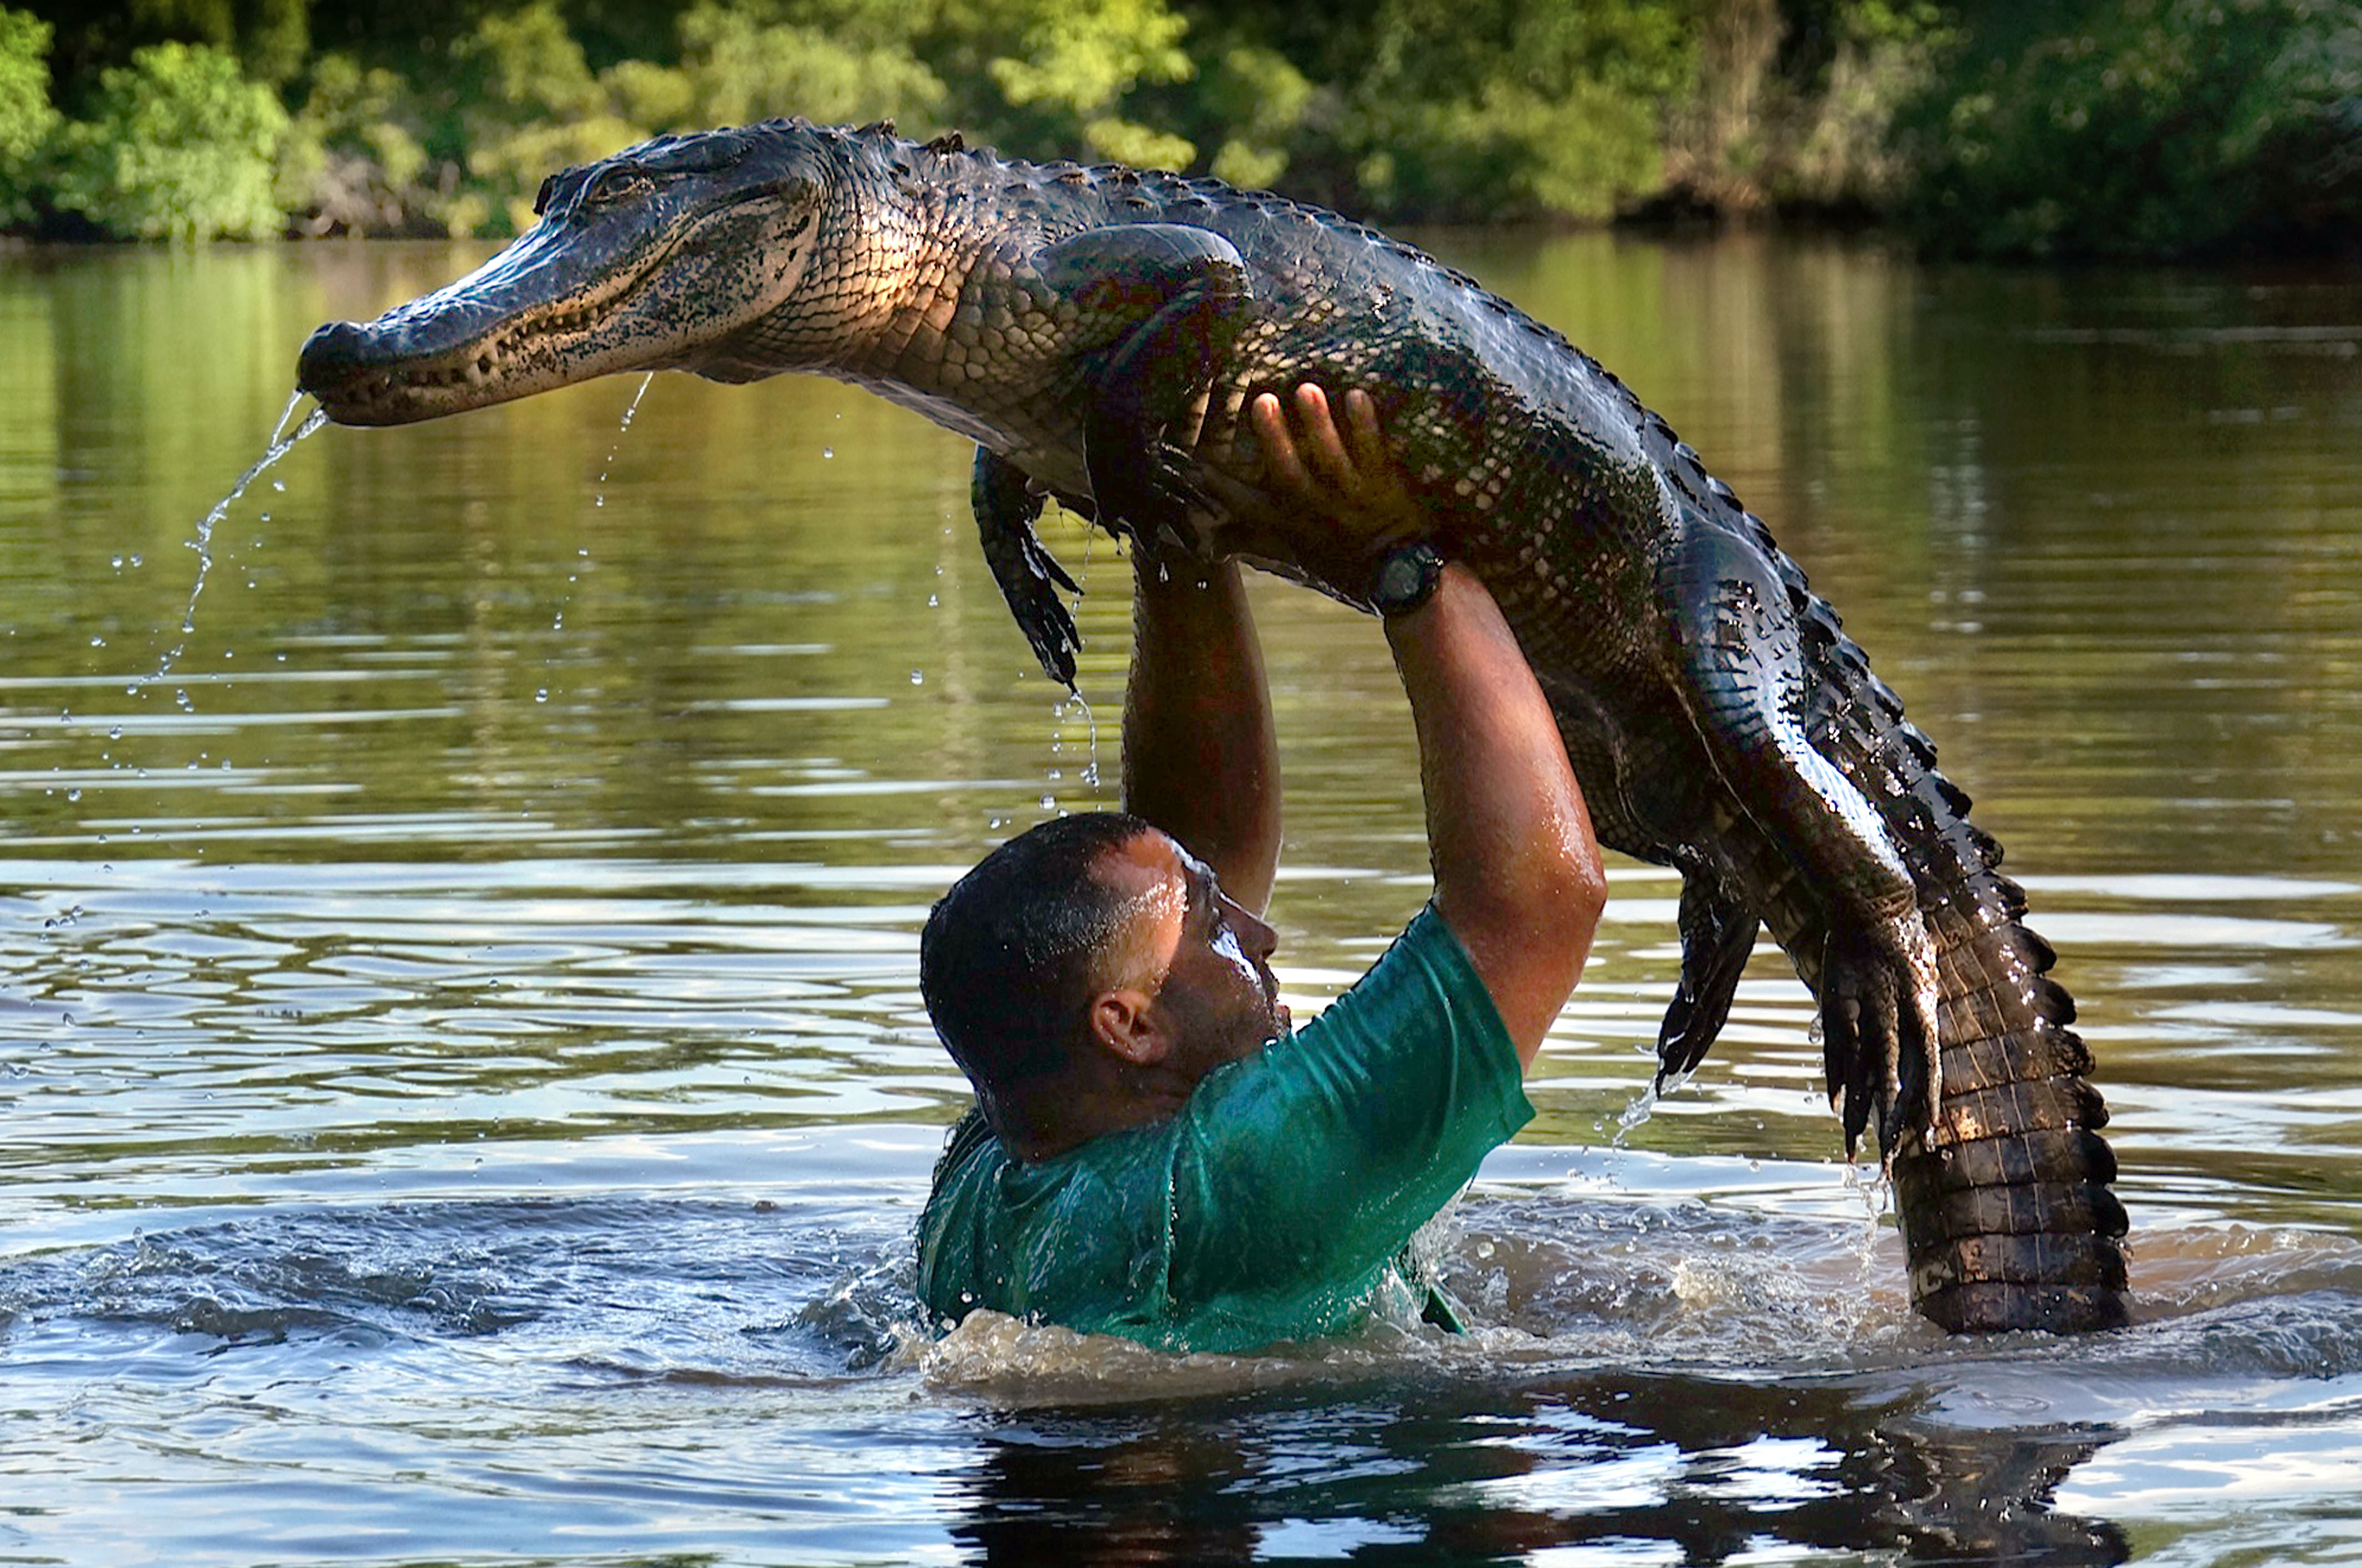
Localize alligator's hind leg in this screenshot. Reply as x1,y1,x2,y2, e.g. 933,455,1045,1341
1663,521,1941,1155
1039,224,1255,550
1654,875,1760,1093
972,447,1082,688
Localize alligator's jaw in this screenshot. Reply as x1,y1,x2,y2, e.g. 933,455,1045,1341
297,227,662,427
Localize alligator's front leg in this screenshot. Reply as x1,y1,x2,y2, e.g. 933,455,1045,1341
972,447,1083,688
1664,522,1942,1156
1037,224,1256,549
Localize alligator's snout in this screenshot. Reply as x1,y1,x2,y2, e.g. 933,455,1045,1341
296,319,372,389
296,313,499,428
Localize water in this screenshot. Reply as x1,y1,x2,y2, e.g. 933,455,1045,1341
3,235,2360,1564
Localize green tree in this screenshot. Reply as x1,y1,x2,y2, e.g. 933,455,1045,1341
278,50,439,235
1338,0,1694,222
19,0,312,93
446,0,664,233
47,40,288,239
1894,0,2362,259
0,7,58,226
675,0,946,129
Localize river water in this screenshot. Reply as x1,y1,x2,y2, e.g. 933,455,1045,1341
3,233,2359,1565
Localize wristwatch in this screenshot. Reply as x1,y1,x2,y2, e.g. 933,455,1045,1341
1372,544,1445,617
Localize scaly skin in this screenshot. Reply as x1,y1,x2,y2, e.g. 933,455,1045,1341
297,119,2129,1334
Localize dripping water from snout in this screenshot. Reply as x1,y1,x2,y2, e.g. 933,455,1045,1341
140,390,329,705
559,375,658,647
589,373,657,511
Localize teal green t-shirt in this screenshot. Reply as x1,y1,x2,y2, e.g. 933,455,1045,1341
914,905,1533,1353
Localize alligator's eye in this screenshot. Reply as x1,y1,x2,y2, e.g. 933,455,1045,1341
533,173,559,217
580,165,656,211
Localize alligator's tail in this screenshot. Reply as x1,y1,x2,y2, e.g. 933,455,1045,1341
1768,565,2131,1333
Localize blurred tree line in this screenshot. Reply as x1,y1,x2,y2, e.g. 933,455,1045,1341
0,0,2353,258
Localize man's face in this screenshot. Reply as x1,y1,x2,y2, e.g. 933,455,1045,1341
1103,831,1290,1080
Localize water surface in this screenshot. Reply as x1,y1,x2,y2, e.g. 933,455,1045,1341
3,234,2360,1564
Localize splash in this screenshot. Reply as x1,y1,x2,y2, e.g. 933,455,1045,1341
1610,1080,1659,1146
142,391,328,702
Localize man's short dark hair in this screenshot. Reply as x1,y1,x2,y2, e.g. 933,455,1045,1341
921,810,1159,1094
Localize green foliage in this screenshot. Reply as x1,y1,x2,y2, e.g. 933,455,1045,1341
1337,0,1694,221
1199,44,1313,191
47,40,288,239
675,1,945,129
0,7,57,224
928,0,1198,167
1772,0,1949,209
1893,0,2362,260
3,0,2356,255
447,0,651,234
278,50,437,235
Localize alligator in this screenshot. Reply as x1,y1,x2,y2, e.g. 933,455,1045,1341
295,118,2130,1334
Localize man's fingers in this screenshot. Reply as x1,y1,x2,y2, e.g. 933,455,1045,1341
1340,390,1388,476
1252,392,1315,497
1288,384,1358,494
1257,382,1414,536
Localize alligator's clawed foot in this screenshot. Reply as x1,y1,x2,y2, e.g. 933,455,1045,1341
1088,436,1214,556
1819,921,1942,1159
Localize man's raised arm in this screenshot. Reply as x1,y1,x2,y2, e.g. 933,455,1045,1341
1121,550,1281,918
1252,385,1604,1067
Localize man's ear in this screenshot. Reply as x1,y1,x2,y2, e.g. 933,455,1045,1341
1086,986,1170,1067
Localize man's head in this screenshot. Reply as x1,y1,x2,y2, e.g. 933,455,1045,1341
920,811,1289,1156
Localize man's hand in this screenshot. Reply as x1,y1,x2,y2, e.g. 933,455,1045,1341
1251,385,1427,583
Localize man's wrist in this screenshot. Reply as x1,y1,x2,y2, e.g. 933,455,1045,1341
1372,544,1445,618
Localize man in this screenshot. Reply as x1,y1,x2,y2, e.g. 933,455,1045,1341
916,385,1605,1352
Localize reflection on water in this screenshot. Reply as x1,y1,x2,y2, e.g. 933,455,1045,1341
3,234,2360,1563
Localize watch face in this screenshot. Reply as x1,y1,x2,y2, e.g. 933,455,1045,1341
1377,546,1439,612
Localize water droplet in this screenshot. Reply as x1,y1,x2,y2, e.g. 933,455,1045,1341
909,669,923,685
821,446,835,459
129,554,141,567
271,479,285,493
65,788,79,802
89,635,104,648
1039,793,1056,809
926,593,938,608
535,688,550,704
108,726,120,740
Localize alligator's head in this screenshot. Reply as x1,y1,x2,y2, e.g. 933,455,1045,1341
299,122,843,426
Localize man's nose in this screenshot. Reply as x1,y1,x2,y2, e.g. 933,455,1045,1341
1228,899,1278,960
